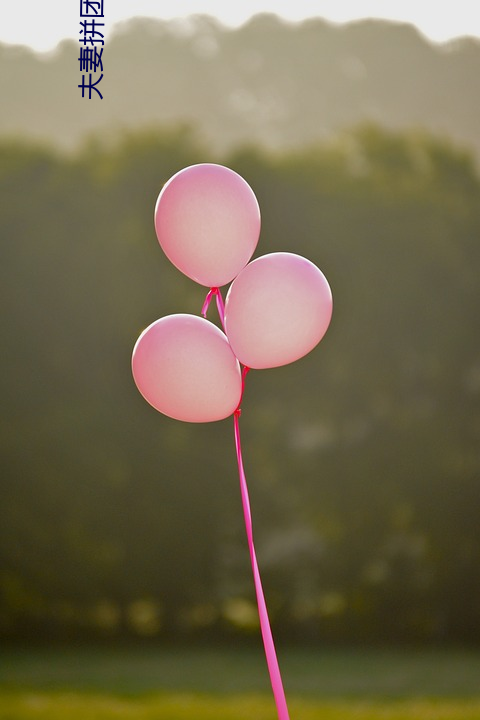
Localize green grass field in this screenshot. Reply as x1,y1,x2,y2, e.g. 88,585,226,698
1,645,480,719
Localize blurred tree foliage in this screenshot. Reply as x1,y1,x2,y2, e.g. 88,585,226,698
1,124,479,644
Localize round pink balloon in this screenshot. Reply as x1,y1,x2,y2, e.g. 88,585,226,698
224,252,333,370
154,164,261,287
132,314,242,422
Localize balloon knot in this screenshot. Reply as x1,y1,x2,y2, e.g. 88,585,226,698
234,408,242,418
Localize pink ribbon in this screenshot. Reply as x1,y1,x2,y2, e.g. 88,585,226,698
203,288,290,720
201,287,226,332
234,407,290,720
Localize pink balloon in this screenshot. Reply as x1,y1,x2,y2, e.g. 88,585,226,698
154,164,261,287
132,314,242,422
224,252,333,370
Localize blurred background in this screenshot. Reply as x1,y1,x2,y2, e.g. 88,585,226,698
1,2,480,652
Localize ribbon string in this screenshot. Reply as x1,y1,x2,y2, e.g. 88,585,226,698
234,403,290,720
201,288,216,319
215,289,226,330
201,289,290,720
201,287,226,331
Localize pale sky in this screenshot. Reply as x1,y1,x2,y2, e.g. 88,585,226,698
3,0,480,52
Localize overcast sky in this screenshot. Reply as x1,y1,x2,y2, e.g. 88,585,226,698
3,0,480,51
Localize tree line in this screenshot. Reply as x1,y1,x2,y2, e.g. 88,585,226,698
1,123,479,644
